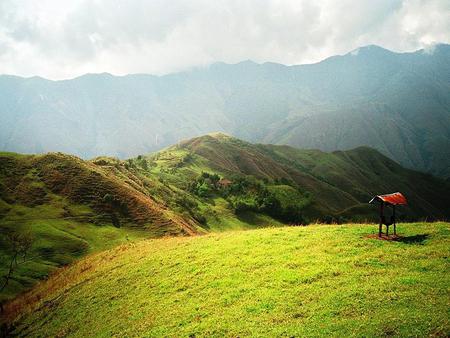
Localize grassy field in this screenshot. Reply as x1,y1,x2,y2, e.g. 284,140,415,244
0,197,149,303
5,222,449,337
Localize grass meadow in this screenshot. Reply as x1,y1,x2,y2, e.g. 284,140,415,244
5,222,449,337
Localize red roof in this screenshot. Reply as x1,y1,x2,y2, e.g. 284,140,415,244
369,192,407,205
218,178,232,186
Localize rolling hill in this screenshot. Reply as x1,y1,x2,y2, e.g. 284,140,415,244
1,44,449,177
1,134,449,304
145,133,450,222
0,151,200,303
3,222,449,337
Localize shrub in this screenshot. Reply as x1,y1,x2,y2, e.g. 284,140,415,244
140,159,148,170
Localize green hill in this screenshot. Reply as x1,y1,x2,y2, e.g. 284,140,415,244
3,222,449,337
0,152,200,303
142,133,450,222
1,134,449,304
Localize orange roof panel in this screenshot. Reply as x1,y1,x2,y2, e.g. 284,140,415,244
369,192,407,205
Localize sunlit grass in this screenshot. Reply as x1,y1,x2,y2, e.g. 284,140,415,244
7,222,449,337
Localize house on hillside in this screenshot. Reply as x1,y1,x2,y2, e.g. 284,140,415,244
218,178,232,188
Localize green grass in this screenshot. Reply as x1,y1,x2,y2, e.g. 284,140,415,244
202,197,284,231
0,152,27,158
193,196,283,232
268,184,312,211
0,197,149,303
7,222,449,337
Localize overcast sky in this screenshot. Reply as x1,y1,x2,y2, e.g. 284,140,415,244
0,0,449,79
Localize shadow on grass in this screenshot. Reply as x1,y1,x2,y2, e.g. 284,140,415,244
396,234,429,245
365,233,429,244
236,211,269,227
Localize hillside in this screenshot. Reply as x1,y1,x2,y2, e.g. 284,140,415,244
143,133,450,223
1,134,449,304
3,222,449,337
1,44,449,177
0,152,199,303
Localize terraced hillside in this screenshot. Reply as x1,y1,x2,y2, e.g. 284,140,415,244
0,152,199,302
3,222,449,337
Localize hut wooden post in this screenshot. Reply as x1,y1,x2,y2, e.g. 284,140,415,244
393,205,396,236
379,202,383,237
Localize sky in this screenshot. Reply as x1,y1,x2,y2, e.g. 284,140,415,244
0,0,449,80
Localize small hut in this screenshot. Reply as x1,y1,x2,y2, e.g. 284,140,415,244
369,192,407,237
218,178,232,188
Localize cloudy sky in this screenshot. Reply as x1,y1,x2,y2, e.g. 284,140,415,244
0,0,449,79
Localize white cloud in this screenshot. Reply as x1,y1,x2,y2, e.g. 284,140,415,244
0,0,448,79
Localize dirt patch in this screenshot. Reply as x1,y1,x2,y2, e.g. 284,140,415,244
365,234,402,241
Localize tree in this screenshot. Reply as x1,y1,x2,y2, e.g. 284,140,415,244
209,173,220,187
0,231,34,312
259,192,281,216
140,159,148,170
196,182,210,197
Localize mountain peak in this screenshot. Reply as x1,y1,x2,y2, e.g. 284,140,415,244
210,60,259,69
75,72,114,80
348,44,393,56
236,60,259,66
206,131,233,139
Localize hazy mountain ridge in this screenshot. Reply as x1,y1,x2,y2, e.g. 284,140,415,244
1,44,449,176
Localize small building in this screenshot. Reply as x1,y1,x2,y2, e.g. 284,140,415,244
218,178,232,188
369,192,407,237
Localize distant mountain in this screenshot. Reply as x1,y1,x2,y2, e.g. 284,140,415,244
1,44,449,177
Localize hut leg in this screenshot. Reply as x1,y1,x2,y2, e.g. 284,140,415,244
386,225,389,237
378,202,384,237
393,205,397,236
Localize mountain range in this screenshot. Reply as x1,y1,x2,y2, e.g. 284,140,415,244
1,44,449,178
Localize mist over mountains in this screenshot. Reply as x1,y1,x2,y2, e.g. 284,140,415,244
1,44,449,177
